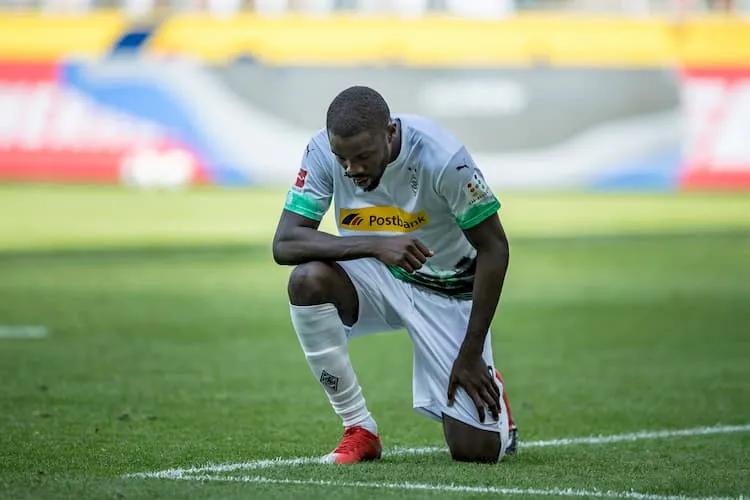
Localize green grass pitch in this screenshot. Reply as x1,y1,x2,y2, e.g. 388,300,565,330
0,184,749,499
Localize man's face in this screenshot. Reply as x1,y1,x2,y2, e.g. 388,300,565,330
328,124,395,192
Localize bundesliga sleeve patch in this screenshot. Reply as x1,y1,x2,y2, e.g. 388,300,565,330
465,172,491,205
454,170,500,229
294,168,308,189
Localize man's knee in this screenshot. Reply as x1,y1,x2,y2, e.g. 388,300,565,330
443,414,502,464
288,262,338,305
448,438,500,464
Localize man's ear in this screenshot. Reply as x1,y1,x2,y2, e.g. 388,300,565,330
387,121,397,142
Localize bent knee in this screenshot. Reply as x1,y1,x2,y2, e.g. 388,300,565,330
288,259,362,307
287,262,338,304
448,439,501,464
443,414,502,464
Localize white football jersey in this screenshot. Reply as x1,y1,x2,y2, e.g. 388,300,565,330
284,114,502,299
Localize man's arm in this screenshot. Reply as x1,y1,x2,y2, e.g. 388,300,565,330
445,212,509,422
436,146,509,422
459,213,510,358
272,138,384,265
273,211,434,271
273,137,433,270
433,146,510,340
272,210,382,265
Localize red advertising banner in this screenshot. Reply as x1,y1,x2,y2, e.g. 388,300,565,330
0,61,205,186
680,67,750,190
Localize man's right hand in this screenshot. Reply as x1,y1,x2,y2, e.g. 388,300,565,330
372,237,434,274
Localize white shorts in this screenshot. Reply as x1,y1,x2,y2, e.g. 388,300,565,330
338,258,510,454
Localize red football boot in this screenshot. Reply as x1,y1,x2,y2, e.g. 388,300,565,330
326,426,382,464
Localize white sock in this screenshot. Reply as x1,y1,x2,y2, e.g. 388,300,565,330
289,303,377,435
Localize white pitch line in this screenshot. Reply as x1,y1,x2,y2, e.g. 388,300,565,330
178,474,744,500
0,325,48,339
132,456,331,479
126,423,750,480
522,423,750,448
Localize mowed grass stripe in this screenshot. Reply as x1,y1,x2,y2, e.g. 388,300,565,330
1,185,749,250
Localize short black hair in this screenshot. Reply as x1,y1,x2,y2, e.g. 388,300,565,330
326,86,391,138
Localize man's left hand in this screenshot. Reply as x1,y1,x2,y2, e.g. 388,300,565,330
447,352,501,424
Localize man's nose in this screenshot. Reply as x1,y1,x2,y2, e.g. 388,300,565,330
346,161,365,176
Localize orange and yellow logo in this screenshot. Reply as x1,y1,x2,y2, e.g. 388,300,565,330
339,207,428,232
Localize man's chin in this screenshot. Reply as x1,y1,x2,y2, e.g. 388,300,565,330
362,177,382,192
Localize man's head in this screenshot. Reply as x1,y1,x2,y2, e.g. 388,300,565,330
326,86,399,192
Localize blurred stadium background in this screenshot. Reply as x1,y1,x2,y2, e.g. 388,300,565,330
0,0,749,190
1,1,749,498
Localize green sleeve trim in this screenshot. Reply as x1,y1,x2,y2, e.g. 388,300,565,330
284,190,328,221
457,197,501,230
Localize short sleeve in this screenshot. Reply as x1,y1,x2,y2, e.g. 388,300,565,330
283,141,333,222
436,147,501,230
